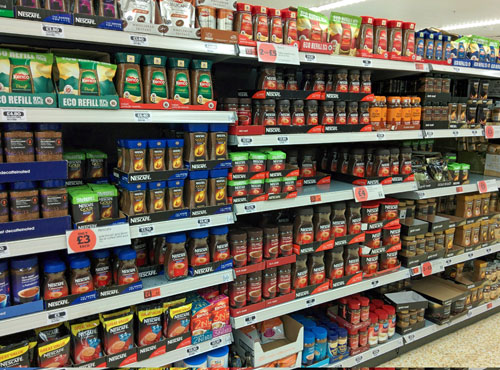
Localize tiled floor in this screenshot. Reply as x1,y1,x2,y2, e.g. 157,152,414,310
382,311,500,367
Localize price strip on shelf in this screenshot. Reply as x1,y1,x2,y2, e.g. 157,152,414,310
66,224,131,254
47,309,68,325
477,179,498,193
485,125,500,139
310,195,322,203
375,132,386,140
305,297,316,307
1,108,27,122
257,42,300,65
239,137,254,146
410,265,421,276
185,344,200,357
134,111,152,122
197,216,212,228
136,224,155,237
421,259,444,277
303,53,317,63
353,184,384,202
243,203,257,214
361,59,373,67
0,245,9,259
276,136,289,145
144,287,161,301
129,34,148,46
41,23,64,38
203,43,219,53
244,314,257,325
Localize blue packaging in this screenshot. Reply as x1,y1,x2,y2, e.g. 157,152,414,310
302,330,315,366
0,260,10,307
337,327,348,355
444,35,452,60
415,32,425,58
313,326,327,362
434,34,443,61
10,256,40,304
424,32,434,60
327,329,338,359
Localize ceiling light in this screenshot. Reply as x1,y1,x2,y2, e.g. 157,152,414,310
442,19,500,31
310,0,367,12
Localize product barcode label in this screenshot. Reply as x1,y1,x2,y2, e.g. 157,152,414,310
41,24,64,38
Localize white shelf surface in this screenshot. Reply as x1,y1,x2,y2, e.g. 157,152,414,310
131,333,233,367
230,131,424,147
234,181,417,215
423,129,484,139
0,108,237,124
0,18,237,56
430,63,500,78
1,234,67,259
0,269,233,337
129,212,235,238
395,174,499,200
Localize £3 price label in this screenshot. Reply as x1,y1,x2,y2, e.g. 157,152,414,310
67,229,97,253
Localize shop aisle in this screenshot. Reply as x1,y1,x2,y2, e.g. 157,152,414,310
382,312,500,367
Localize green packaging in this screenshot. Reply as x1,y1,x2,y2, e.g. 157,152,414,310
328,12,361,56
297,7,329,43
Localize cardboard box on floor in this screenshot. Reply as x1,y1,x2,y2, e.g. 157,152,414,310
233,315,304,367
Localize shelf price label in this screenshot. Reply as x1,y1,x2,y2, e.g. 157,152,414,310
66,224,131,254
410,265,421,276
1,108,27,122
257,42,300,65
197,217,212,228
353,184,384,202
47,309,68,325
310,195,322,203
130,34,148,46
134,111,152,122
239,137,254,146
421,259,444,277
276,136,289,145
303,53,316,63
243,203,256,213
305,297,316,307
41,23,64,38
136,224,155,237
185,344,200,357
485,125,500,139
0,245,9,259
477,179,498,194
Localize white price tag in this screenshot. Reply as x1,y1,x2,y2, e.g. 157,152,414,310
185,344,200,357
453,67,461,73
276,136,289,145
197,216,212,228
136,224,155,237
41,23,64,38
452,130,460,137
0,245,9,259
305,297,316,307
362,59,372,67
243,203,256,213
477,179,498,194
130,34,148,46
47,309,68,325
353,184,384,202
303,53,317,63
257,42,300,65
370,279,380,288
239,137,254,146
222,271,232,283
134,111,152,122
240,46,257,57
204,43,218,53
375,132,386,140
244,314,257,325
372,349,380,357
406,333,416,342
354,354,364,363
66,223,131,254
417,130,424,139
210,337,223,348
1,108,27,122
485,125,500,139
425,130,434,138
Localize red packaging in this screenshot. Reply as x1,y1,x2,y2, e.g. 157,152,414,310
264,225,279,259
382,225,400,246
163,300,192,338
229,275,247,308
361,201,379,223
207,295,230,329
359,328,368,347
380,198,399,220
278,264,291,295
359,16,374,53
252,6,269,42
263,267,277,299
244,227,263,264
348,327,359,349
388,20,403,55
282,178,296,193
365,228,381,249
100,309,134,355
191,298,212,337
359,296,370,322
230,229,248,267
380,251,398,270
279,223,294,256
361,254,378,274
37,335,71,367
236,3,253,41
70,319,103,364
135,303,163,347
293,255,308,289
374,18,388,55
247,271,262,304
268,8,283,44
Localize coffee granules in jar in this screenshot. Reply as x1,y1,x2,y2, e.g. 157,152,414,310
184,123,208,162
314,205,331,241
217,8,233,30
186,170,208,209
263,267,277,299
89,184,118,219
11,256,39,304
40,180,67,218
86,150,108,179
308,251,325,285
35,123,62,161
119,182,146,216
143,55,168,104
243,227,263,264
325,246,344,279
166,138,183,170
229,228,247,267
167,179,185,210
257,65,277,90
234,3,253,42
268,8,282,44
209,226,230,262
278,223,293,256
70,256,94,294
191,59,214,105
252,5,268,42
131,238,149,267
247,271,262,303
237,98,252,126
188,229,210,266
4,122,34,163
148,139,166,171
168,57,191,104
64,151,85,179
43,258,68,300
294,207,314,245
122,139,147,173
0,184,8,222
332,202,347,237
209,169,227,206
165,232,188,280
209,123,228,160
147,181,166,213
277,263,291,295
230,274,247,308
9,181,39,221
91,249,112,287
115,53,143,103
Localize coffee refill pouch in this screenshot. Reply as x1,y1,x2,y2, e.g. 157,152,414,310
468,35,489,62
0,49,54,94
100,308,134,355
297,7,328,42
0,340,31,368
159,0,195,27
135,303,164,347
37,335,71,367
328,12,361,56
189,296,212,337
55,56,117,96
450,36,469,59
121,0,156,23
162,298,192,338
70,318,103,365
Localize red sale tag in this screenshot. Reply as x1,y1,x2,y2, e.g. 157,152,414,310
67,229,97,253
144,287,161,300
456,186,463,193
415,63,425,70
485,126,494,139
258,43,277,63
310,195,322,203
421,261,432,277
354,186,369,202
257,42,300,65
478,180,488,194
487,302,493,309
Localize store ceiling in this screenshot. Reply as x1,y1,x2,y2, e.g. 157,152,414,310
252,0,500,39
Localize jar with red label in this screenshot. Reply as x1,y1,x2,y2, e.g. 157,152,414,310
268,8,283,44
335,101,347,125
292,100,305,125
247,271,262,304
165,234,188,281
361,254,378,274
383,305,396,338
278,264,291,295
387,96,402,130
348,102,359,124
359,102,370,125
387,20,403,56
365,147,375,177
331,202,347,238
235,3,253,41
229,229,247,267
347,299,361,324
326,246,344,280
314,205,332,242
334,69,348,93
308,251,325,285
263,267,277,298
259,99,277,126
348,70,360,93
223,97,238,115
229,274,246,308
91,249,112,288
305,100,319,125
252,5,269,42
400,147,412,175
348,327,359,349
301,70,312,90
293,254,308,289
320,101,334,125
361,71,372,94
347,201,362,235
300,149,315,178
338,297,348,318
263,225,279,259
368,312,379,347
209,226,230,262
276,68,285,90
277,99,291,125
380,198,399,220
375,309,389,343
244,227,263,264
238,98,252,126
358,16,374,54
257,66,276,90
383,225,401,246
374,18,388,55
402,22,415,57
282,9,297,45
374,148,390,177
312,70,326,92
285,69,298,90
344,244,360,276
390,148,400,175
359,296,370,322
359,327,368,347
362,201,380,223
279,223,293,256
348,148,365,177
365,228,381,249
252,100,261,125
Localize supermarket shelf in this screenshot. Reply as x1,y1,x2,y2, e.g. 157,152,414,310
299,53,430,73
131,333,233,367
443,242,500,267
229,131,424,147
423,129,484,139
0,18,237,57
129,212,235,238
0,108,237,124
1,234,66,259
0,269,233,337
394,174,499,200
234,181,417,215
430,63,500,78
